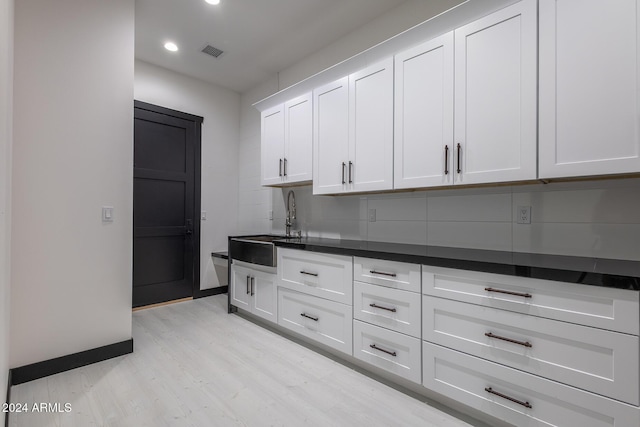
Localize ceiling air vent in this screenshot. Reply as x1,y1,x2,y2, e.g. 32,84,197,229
201,44,224,58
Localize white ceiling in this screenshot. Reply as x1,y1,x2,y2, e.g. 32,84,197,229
135,0,408,93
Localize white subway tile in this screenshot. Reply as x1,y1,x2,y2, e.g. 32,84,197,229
368,197,427,221
427,221,512,251
513,187,640,224
427,193,512,222
368,220,427,245
513,222,640,261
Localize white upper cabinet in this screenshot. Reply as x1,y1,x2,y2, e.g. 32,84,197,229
314,59,394,195
261,93,312,186
453,0,537,185
313,77,349,194
394,32,454,189
539,0,640,179
261,104,285,186
349,58,394,192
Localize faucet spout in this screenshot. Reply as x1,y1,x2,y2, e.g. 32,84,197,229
286,190,296,237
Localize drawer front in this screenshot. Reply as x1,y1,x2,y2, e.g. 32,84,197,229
423,342,640,427
278,288,352,355
279,248,353,304
423,296,639,405
354,320,421,384
422,266,640,335
354,257,421,292
354,281,421,338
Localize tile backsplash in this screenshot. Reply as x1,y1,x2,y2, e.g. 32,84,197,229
266,178,640,261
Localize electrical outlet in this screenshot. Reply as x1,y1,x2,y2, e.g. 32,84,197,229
517,206,531,224
368,209,376,222
268,210,273,220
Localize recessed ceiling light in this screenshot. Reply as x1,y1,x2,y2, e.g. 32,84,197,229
205,0,220,5
164,42,178,52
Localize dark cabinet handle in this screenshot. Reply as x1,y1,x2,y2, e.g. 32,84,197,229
250,277,255,296
342,162,346,184
369,344,397,357
300,271,318,277
300,313,318,321
284,158,287,176
348,161,353,183
369,270,397,278
444,145,449,175
456,143,462,174
485,332,532,348
369,303,396,312
485,387,532,409
279,158,283,177
246,275,250,295
485,287,532,298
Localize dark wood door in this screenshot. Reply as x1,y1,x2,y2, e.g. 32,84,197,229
133,101,202,308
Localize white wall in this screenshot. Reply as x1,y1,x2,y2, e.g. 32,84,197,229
241,0,640,262
0,0,13,410
134,60,240,290
10,0,134,367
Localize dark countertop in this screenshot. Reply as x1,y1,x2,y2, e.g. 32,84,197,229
272,237,640,291
211,251,228,260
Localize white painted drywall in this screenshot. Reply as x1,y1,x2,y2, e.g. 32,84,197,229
134,60,240,290
10,0,134,367
0,0,13,412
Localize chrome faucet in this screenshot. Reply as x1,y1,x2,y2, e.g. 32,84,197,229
285,190,296,237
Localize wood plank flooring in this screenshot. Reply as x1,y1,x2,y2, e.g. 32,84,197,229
9,295,476,427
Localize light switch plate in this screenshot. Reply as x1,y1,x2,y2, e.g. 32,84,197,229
102,206,114,222
517,206,531,224
201,211,207,220
368,209,376,222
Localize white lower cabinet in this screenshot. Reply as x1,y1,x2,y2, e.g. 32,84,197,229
354,281,421,338
354,320,421,384
278,248,353,305
423,342,640,427
278,287,352,355
423,296,639,405
230,263,277,323
422,266,640,335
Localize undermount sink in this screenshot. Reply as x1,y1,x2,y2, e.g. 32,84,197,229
229,235,294,267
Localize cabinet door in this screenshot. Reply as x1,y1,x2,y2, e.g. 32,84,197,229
251,270,277,323
349,58,394,192
261,104,285,186
230,264,251,310
313,77,349,195
454,0,537,185
284,93,312,184
394,33,454,189
539,0,640,178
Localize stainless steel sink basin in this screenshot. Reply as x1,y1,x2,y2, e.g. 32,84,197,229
229,235,290,267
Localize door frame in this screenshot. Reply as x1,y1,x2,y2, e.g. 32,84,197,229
133,100,208,299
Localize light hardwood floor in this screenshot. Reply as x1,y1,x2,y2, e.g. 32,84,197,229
9,295,477,427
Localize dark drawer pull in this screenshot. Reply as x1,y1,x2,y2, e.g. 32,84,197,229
485,287,532,298
250,277,255,296
485,387,532,409
369,303,396,313
369,344,397,357
369,270,397,278
300,313,318,321
485,332,532,348
300,271,318,277
246,275,250,295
